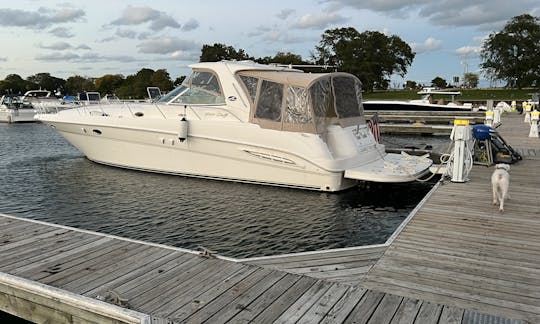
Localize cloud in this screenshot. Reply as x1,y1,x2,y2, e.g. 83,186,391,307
410,37,442,54
181,18,199,31
292,13,348,29
111,6,180,31
39,42,92,51
321,0,428,13
49,27,74,38
116,29,138,39
276,9,296,20
321,0,540,29
40,42,72,50
247,25,272,37
136,37,200,54
455,46,481,57
0,7,85,29
76,45,92,50
36,52,137,63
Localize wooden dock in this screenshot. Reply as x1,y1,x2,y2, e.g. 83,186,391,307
1,213,496,324
361,113,540,323
1,112,538,323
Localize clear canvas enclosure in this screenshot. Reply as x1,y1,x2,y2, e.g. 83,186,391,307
237,70,365,133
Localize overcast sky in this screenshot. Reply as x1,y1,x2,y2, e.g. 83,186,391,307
1,0,539,87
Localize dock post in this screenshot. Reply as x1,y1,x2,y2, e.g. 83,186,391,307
485,110,494,127
449,119,472,183
529,110,539,138
524,103,532,123
493,105,501,124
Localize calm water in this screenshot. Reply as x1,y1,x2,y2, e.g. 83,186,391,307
0,123,435,258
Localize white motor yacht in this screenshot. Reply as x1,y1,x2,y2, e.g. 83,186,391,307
363,87,474,111
0,94,37,123
36,61,432,191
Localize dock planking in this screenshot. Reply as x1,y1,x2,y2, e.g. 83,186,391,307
362,113,540,323
1,214,517,323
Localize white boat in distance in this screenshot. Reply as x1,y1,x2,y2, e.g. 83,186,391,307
0,94,37,123
363,87,474,111
36,61,432,191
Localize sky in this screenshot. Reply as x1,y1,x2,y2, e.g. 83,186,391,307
0,0,539,88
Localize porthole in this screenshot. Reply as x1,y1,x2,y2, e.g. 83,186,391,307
134,112,144,117
93,129,102,135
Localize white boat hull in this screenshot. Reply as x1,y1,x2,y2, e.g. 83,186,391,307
50,120,358,191
0,109,36,123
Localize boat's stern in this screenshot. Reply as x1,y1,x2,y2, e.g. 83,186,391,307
343,152,433,183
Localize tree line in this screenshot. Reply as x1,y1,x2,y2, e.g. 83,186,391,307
1,13,538,98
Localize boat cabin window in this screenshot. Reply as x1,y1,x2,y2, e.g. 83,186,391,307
163,71,225,105
310,78,333,118
333,76,363,118
239,75,258,103
286,86,312,123
255,80,283,121
239,71,364,133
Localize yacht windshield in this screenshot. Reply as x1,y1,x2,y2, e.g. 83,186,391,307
159,70,226,105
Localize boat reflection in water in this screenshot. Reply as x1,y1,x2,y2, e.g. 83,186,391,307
37,61,432,192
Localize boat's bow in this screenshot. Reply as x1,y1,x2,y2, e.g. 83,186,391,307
344,152,432,182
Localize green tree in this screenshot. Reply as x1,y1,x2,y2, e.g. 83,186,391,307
313,27,415,91
26,73,66,93
0,74,36,94
65,76,95,95
174,76,186,86
256,52,306,65
431,76,447,88
480,14,540,88
404,80,417,90
200,43,253,62
95,74,124,95
463,72,479,88
150,69,174,92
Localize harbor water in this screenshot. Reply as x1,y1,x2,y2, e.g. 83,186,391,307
0,123,436,258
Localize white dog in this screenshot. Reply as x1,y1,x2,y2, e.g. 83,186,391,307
491,163,510,213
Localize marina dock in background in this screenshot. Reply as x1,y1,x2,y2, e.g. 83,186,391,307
1,112,539,323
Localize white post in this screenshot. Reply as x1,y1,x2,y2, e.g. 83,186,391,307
485,110,494,127
524,103,532,123
449,120,472,183
530,110,539,138
493,105,501,124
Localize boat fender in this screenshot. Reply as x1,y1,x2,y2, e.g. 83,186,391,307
178,117,188,142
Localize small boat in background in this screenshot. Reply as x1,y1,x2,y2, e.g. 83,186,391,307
363,87,474,111
0,94,37,123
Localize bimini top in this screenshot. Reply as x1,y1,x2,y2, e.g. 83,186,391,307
236,70,365,134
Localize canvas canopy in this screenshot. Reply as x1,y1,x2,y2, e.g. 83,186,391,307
237,70,365,134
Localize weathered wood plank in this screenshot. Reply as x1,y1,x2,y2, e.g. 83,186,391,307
248,276,318,323
296,283,350,323
438,306,464,324
366,293,403,324
272,280,332,324
389,298,422,324
343,290,385,324
168,265,261,322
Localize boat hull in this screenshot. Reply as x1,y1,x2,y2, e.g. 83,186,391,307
0,109,36,123
363,101,470,112
48,121,358,192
